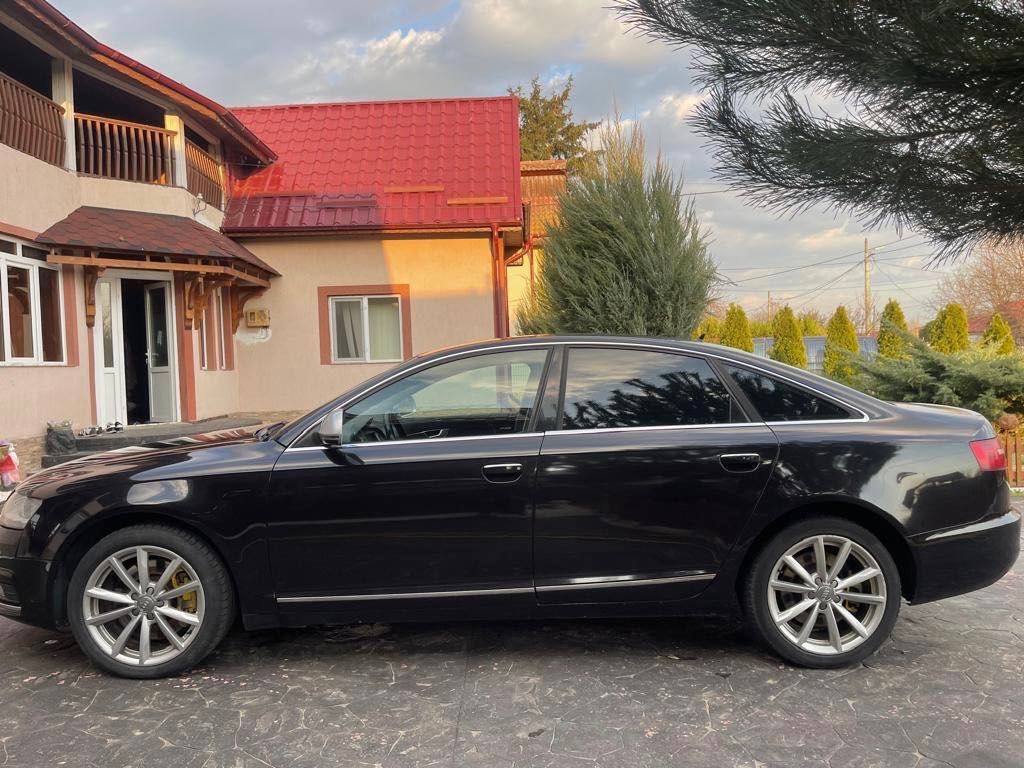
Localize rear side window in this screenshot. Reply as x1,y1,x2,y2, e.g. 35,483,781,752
724,365,851,422
560,348,738,430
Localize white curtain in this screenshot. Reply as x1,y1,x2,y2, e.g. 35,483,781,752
333,299,364,359
367,297,401,360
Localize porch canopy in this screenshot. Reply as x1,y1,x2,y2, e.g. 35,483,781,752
36,206,278,330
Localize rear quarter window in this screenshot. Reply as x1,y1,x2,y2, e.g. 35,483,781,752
724,365,853,422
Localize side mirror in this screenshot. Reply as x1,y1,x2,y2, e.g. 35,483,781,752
318,408,346,448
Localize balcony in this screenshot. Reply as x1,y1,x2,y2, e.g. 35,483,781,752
0,70,65,167
0,73,228,209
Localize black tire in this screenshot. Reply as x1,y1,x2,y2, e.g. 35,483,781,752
68,524,235,679
742,516,901,668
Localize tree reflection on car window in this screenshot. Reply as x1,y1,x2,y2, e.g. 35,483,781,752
561,348,734,429
725,365,850,422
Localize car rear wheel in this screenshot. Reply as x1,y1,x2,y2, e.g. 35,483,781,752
743,517,901,668
68,525,234,678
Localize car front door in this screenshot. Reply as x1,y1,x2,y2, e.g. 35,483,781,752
533,345,779,603
266,346,553,609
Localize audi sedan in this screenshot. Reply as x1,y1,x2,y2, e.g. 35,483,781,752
0,337,1018,677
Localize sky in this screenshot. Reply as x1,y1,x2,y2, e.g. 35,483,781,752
58,0,950,324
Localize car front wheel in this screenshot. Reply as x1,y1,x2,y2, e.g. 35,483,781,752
68,524,234,678
743,517,901,668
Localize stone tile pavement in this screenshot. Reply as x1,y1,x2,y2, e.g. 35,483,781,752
0,511,1019,767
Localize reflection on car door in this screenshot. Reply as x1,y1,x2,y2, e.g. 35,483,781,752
266,348,553,607
533,346,779,603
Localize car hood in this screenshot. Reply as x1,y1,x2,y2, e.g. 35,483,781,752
17,428,282,499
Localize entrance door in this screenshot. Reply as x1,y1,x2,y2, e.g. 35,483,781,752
144,282,174,422
93,277,127,426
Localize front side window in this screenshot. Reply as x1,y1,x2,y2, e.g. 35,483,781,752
724,365,852,421
560,347,736,430
0,238,64,365
341,349,549,443
330,295,402,363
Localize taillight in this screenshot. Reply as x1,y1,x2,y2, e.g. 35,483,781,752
970,437,1007,472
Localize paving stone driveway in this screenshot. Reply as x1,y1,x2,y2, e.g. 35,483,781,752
0,514,1020,767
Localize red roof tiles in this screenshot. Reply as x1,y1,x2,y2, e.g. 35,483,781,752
37,207,278,275
224,97,522,233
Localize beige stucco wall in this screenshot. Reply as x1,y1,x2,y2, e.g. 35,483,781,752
0,266,92,443
506,247,542,335
234,233,497,413
0,144,226,443
193,360,240,421
0,142,223,235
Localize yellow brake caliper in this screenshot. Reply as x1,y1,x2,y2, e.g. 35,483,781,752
170,570,198,615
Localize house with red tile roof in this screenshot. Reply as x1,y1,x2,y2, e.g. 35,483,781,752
221,98,530,411
0,0,541,458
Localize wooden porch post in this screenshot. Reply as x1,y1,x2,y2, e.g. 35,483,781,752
50,57,76,172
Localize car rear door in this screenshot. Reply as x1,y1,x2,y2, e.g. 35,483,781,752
266,346,553,607
532,344,779,603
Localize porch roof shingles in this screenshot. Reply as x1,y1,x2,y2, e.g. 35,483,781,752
224,96,522,233
36,206,279,275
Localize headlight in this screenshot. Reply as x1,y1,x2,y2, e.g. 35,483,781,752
0,492,41,530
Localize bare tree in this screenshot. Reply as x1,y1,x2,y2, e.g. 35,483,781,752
937,240,1024,321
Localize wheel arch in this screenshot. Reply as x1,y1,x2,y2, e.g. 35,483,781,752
736,500,916,601
48,509,240,629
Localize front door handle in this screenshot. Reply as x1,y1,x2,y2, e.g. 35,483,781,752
719,453,761,473
482,463,523,483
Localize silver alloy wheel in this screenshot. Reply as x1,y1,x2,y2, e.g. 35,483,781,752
767,534,887,656
81,545,205,666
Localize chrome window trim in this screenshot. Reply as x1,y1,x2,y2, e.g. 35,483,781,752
285,339,871,450
287,432,545,452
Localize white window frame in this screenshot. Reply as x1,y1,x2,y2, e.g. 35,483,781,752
328,294,403,364
198,310,209,370
0,237,66,367
215,288,228,370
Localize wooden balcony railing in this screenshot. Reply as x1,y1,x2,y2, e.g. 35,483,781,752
0,71,65,167
74,113,175,184
185,139,225,209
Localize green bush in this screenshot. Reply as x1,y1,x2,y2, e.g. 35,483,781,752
877,299,909,358
720,303,754,351
769,306,807,368
982,313,1015,355
693,315,722,343
930,303,969,353
517,119,717,336
823,305,859,382
855,332,1024,421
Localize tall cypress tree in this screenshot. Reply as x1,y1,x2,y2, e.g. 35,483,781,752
877,299,909,359
615,0,1024,256
769,306,807,368
693,315,723,343
823,305,859,382
720,303,754,352
983,313,1015,355
517,119,717,336
931,303,970,353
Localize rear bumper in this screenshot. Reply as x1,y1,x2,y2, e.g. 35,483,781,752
910,510,1020,604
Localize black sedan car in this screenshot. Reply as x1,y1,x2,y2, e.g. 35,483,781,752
1,337,1018,677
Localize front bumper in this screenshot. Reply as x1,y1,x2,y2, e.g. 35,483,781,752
910,510,1021,604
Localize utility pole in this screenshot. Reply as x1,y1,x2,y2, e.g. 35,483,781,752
863,237,871,335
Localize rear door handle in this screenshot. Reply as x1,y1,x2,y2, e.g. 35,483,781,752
719,453,761,473
482,463,523,483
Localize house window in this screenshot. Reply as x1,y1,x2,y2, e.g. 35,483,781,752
329,295,403,363
199,287,230,371
0,237,65,366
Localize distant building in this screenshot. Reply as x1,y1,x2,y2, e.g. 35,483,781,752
752,336,878,374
